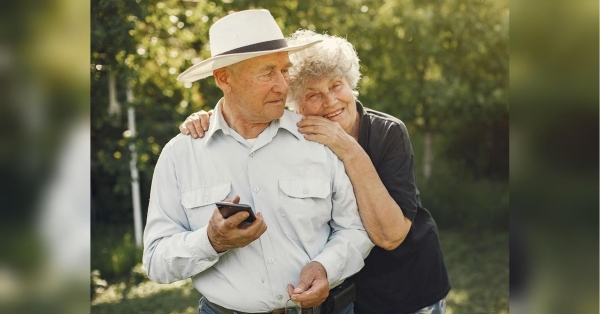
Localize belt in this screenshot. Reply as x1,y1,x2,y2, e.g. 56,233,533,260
203,298,321,314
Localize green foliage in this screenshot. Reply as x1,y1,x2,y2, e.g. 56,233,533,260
92,225,143,279
91,0,508,227
440,231,509,313
424,166,509,231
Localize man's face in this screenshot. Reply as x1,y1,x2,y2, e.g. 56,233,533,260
227,52,292,123
297,76,357,135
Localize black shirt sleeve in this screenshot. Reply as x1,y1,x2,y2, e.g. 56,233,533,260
373,121,418,222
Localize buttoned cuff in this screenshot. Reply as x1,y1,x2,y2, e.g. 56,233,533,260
184,226,225,266
312,251,344,287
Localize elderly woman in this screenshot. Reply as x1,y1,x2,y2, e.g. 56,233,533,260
180,30,450,314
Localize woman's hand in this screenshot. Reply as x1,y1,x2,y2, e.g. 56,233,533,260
297,116,360,161
179,110,213,138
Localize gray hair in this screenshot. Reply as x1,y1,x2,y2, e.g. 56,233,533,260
286,30,361,111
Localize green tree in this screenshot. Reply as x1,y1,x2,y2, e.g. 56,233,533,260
92,0,508,230
354,0,508,181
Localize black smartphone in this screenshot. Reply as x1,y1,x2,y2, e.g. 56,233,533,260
215,202,256,226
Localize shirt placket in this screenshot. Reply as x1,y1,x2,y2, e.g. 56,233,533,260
246,134,289,308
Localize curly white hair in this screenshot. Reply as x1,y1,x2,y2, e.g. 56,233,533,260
286,30,361,111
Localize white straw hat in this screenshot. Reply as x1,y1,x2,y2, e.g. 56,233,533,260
177,9,321,83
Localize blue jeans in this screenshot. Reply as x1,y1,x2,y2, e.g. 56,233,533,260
411,298,446,314
198,298,220,314
199,298,354,314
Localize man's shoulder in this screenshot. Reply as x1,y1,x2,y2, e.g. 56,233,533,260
162,133,205,155
283,109,303,123
279,110,339,156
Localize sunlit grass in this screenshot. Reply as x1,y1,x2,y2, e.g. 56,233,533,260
92,277,200,314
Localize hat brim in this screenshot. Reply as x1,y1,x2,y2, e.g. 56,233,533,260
177,39,322,83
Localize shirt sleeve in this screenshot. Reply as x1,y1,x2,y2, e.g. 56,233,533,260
377,123,418,222
311,152,374,287
142,144,223,284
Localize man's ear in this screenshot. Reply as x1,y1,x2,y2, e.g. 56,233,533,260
213,68,232,93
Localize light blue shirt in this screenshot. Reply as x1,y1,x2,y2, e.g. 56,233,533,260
143,101,373,312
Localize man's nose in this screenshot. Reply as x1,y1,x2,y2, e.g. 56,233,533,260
272,71,289,93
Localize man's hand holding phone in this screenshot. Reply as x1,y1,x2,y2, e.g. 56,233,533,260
207,196,267,253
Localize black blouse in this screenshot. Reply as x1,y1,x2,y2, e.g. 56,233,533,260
351,101,451,314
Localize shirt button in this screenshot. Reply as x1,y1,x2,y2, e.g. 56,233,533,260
203,196,208,202
276,294,283,300
303,188,309,194
268,257,275,263
253,186,260,192
207,257,214,261
249,152,255,157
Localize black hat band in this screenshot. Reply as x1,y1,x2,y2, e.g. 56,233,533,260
214,39,288,56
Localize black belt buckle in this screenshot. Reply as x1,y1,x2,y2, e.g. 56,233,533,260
321,281,355,314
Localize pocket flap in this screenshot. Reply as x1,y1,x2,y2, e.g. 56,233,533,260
181,182,231,208
279,178,331,199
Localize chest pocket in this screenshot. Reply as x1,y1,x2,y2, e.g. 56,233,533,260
181,182,231,230
278,178,332,243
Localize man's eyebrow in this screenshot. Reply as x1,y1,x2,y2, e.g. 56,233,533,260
260,63,293,72
260,65,276,72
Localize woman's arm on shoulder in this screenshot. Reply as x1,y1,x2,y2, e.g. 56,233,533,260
179,110,213,138
342,142,413,250
297,116,414,250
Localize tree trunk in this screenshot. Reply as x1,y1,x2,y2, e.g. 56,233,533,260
108,68,121,117
423,131,434,182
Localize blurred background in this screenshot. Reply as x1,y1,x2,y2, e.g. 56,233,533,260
3,0,597,313
91,0,508,313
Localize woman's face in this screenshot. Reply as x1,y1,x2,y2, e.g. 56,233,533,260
296,76,358,135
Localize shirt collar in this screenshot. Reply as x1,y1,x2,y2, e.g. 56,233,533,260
277,110,303,141
204,99,302,147
204,98,230,147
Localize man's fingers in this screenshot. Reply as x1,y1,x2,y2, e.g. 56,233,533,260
286,284,295,297
212,208,225,222
291,281,328,306
221,195,241,204
222,211,251,229
218,196,247,229
250,213,267,236
293,280,308,294
240,212,266,235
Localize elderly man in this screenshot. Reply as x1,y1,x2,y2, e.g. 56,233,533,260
142,9,373,314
